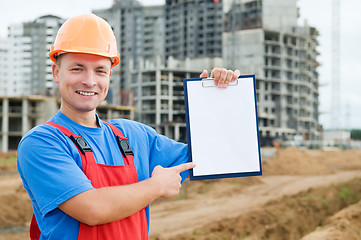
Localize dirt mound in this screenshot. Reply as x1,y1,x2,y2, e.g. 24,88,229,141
0,151,17,171
0,192,32,228
302,200,361,240
168,178,361,240
0,174,32,231
185,177,262,199
0,231,28,240
0,151,16,159
263,148,361,175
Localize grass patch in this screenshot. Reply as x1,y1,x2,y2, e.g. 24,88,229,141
321,199,329,206
0,152,17,169
338,187,359,204
0,155,17,165
338,187,352,199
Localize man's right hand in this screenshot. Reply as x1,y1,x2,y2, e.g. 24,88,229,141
151,162,196,198
59,162,195,226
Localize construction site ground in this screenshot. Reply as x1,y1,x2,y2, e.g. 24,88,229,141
1,147,361,240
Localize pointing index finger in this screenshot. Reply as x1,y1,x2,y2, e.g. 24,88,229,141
171,162,196,173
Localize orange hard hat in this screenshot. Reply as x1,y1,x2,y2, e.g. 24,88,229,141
49,14,120,67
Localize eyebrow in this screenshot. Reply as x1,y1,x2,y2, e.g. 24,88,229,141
69,63,110,70
69,63,85,68
95,65,109,70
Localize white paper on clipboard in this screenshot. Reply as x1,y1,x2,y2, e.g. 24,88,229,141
184,75,262,180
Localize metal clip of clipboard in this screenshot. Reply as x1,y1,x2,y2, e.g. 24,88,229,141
201,77,239,88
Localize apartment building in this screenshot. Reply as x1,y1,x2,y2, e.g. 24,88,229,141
0,38,9,96
165,0,223,60
131,56,223,142
7,15,64,97
223,0,320,140
142,5,165,65
25,15,64,96
7,23,32,96
93,0,165,105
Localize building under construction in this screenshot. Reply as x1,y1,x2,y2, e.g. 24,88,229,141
130,56,223,142
223,0,320,141
93,1,165,105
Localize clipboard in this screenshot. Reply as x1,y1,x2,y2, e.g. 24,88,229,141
183,75,262,181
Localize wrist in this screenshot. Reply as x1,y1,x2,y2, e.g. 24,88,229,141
147,175,164,199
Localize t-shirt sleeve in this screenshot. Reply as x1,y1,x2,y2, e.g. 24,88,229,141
141,123,190,181
17,127,94,217
108,119,190,181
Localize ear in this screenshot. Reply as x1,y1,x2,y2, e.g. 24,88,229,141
109,70,112,78
52,64,60,83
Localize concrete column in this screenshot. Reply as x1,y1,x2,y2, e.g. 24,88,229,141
155,64,161,133
164,125,170,139
22,98,29,135
107,108,112,121
168,71,173,122
130,108,135,121
174,124,180,142
2,98,9,153
137,58,143,122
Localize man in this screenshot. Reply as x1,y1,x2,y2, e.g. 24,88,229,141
17,14,240,240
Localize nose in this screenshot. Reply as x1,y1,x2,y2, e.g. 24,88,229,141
82,71,97,87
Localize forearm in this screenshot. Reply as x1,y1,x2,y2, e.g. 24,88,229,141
59,163,195,226
59,177,161,226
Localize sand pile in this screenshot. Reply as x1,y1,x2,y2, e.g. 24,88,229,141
302,200,361,240
0,190,32,229
263,148,361,175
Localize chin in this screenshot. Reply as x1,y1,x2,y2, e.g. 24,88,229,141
74,104,99,113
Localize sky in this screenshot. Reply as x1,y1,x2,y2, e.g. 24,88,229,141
0,0,360,129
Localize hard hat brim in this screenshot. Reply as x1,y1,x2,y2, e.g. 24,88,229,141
49,48,120,68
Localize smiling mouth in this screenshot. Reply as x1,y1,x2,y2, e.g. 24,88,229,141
76,91,97,96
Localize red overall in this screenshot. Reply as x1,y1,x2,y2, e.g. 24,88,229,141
30,121,148,240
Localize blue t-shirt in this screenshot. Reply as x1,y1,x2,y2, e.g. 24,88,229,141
17,111,188,240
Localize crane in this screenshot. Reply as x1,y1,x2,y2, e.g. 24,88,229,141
331,0,340,129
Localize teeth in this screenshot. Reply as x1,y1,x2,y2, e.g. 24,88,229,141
77,91,95,96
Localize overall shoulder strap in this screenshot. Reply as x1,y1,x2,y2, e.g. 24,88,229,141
102,121,134,165
44,122,93,156
30,214,41,240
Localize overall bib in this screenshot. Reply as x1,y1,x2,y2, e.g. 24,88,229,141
30,121,148,240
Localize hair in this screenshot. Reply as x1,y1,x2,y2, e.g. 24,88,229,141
54,53,65,67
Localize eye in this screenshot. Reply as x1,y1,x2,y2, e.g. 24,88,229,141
96,70,107,74
71,68,82,72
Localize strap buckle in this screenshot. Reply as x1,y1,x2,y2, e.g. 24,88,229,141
70,135,92,154
116,136,134,157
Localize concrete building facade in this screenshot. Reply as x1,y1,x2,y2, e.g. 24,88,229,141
7,15,64,97
25,15,64,96
131,56,223,142
0,38,10,96
7,23,32,97
223,0,320,141
93,0,165,106
142,5,165,65
165,0,223,60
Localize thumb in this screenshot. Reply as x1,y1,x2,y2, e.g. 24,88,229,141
199,69,208,78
